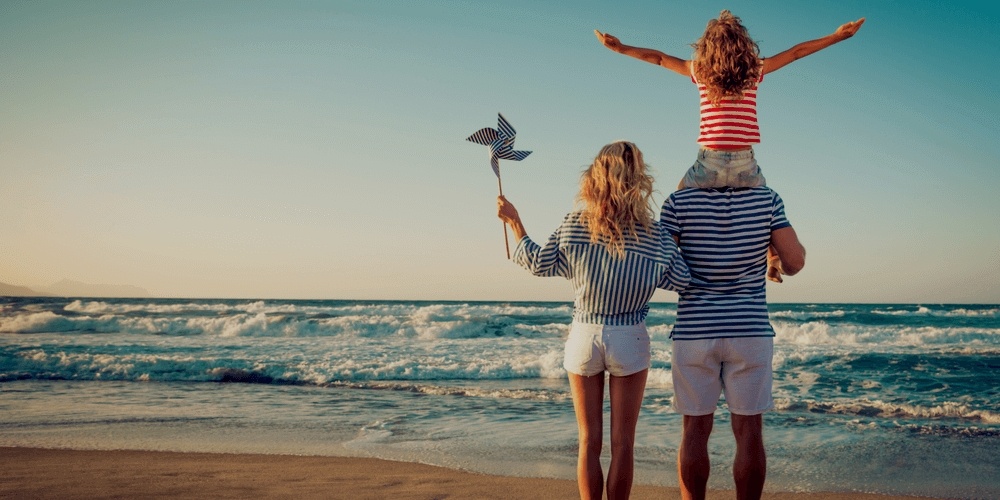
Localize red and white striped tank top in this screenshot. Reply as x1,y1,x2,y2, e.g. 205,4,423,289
693,72,762,149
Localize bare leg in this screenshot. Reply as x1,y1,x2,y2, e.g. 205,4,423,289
731,414,766,500
678,414,713,500
568,372,605,500
607,369,648,500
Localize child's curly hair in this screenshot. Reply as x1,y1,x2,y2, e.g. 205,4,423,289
691,10,761,104
577,141,655,258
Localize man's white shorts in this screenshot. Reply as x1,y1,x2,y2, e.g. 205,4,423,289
564,322,650,377
671,336,774,415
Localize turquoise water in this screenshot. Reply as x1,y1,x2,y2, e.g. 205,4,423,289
1,298,998,497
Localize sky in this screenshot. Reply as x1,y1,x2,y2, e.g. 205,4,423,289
1,0,998,303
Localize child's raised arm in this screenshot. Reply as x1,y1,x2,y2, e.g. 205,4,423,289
762,18,865,75
595,30,690,76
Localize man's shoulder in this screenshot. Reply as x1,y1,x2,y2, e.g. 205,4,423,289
666,187,779,204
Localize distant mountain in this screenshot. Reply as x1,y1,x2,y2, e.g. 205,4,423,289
0,282,48,297
43,279,150,298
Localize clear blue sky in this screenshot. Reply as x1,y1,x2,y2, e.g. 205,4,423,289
2,0,998,302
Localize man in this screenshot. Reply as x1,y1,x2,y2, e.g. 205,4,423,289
660,186,805,500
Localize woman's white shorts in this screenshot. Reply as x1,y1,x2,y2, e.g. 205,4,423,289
563,322,651,377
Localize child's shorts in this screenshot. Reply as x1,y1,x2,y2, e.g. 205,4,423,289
564,322,650,377
680,148,766,189
671,336,774,416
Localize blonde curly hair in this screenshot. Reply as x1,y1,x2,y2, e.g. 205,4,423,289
691,10,761,105
577,141,655,258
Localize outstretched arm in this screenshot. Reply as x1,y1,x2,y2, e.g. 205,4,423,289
762,18,865,75
595,30,690,76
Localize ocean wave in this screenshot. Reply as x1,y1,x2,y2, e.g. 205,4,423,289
770,309,847,321
885,422,1000,437
0,309,570,339
872,306,933,316
0,311,85,333
871,306,1000,318
59,299,576,320
0,299,586,339
0,346,567,385
766,306,1000,333
63,299,251,315
774,397,1000,424
772,321,1000,347
645,368,674,389
326,380,569,402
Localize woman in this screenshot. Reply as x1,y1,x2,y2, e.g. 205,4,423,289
497,141,690,500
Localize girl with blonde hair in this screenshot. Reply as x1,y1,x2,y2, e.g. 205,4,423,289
498,140,689,500
596,11,863,282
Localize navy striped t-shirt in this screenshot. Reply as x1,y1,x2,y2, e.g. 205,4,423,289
660,188,791,340
514,211,691,325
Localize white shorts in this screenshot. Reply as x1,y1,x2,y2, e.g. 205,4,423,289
564,322,651,377
671,337,774,415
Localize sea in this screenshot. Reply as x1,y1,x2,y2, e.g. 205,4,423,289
1,297,997,498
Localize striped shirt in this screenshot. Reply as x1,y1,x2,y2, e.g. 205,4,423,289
659,188,790,340
693,73,762,149
513,211,691,325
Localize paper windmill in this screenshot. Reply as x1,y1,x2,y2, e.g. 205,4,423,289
466,113,532,178
466,113,531,260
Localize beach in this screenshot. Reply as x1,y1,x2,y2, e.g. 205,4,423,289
2,298,998,498
1,447,930,500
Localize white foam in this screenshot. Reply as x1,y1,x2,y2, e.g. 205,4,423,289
872,306,1000,318
773,397,1000,424
773,321,1000,347
0,308,570,340
770,309,847,320
0,311,79,333
645,368,674,389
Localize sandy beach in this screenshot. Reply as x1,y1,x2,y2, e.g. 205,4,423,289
0,447,930,500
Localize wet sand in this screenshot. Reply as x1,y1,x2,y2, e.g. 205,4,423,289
0,447,928,499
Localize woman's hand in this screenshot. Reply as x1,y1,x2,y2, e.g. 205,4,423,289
834,17,865,40
497,196,527,240
497,195,520,225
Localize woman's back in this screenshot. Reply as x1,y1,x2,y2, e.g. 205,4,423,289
514,210,689,325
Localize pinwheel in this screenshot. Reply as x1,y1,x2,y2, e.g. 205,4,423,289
467,113,532,258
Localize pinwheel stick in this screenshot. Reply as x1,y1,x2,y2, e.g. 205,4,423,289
465,113,531,260
498,176,510,259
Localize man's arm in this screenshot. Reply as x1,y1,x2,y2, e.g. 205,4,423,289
770,226,806,276
595,30,690,76
762,18,865,75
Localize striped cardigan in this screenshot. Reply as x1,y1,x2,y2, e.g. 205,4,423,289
514,211,690,325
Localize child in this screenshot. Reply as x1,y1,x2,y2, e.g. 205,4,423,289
596,11,864,282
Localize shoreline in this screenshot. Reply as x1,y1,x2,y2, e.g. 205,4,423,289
0,447,928,499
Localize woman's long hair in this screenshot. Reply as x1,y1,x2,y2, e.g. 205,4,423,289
691,10,761,104
577,141,655,258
